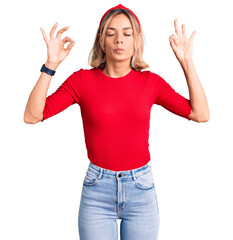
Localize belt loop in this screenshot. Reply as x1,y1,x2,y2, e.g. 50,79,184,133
131,170,136,180
98,168,103,179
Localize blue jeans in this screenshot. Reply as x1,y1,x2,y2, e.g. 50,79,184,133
78,160,160,240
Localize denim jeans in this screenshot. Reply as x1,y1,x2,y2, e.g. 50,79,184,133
78,160,160,240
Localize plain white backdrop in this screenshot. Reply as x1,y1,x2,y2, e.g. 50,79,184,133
1,0,232,239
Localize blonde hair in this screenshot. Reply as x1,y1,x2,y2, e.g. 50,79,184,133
88,8,149,71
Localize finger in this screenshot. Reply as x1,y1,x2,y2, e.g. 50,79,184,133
170,34,178,44
56,26,70,39
169,36,174,45
64,42,76,54
169,37,177,51
49,22,58,39
62,36,75,45
174,18,182,38
40,27,49,45
189,31,197,43
182,24,187,38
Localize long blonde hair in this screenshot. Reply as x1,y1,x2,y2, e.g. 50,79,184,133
88,8,149,71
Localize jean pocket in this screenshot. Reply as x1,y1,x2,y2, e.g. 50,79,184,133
134,171,155,190
83,168,100,186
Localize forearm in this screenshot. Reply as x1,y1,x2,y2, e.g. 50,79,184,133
24,61,59,124
179,58,209,121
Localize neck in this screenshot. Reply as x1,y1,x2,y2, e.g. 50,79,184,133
103,64,132,78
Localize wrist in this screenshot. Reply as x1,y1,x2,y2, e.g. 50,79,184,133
45,61,59,71
179,58,194,71
179,57,193,65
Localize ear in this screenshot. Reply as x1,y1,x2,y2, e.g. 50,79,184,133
99,34,102,46
99,34,105,51
98,33,102,42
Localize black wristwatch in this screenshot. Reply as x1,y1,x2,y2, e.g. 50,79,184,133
40,64,56,76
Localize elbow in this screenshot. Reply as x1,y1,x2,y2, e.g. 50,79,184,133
24,112,43,124
197,113,210,123
24,115,37,124
190,109,209,123
24,117,37,124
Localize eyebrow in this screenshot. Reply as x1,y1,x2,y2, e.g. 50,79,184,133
107,27,132,30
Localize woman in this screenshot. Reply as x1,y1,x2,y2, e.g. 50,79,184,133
24,4,209,240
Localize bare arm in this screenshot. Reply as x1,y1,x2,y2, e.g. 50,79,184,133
24,61,59,124
169,18,209,122
180,59,209,122
24,22,75,124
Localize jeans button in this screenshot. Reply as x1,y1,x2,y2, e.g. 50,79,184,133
118,173,122,178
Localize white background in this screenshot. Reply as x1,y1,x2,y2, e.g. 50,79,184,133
1,0,232,239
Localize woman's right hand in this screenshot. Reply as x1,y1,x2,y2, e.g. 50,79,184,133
40,22,76,66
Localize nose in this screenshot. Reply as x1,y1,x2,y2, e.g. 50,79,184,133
115,36,123,44
115,40,123,45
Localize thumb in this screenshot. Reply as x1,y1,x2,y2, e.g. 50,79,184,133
65,42,76,53
169,37,175,49
189,31,196,43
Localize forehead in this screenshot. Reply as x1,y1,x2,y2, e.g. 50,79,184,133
107,13,133,29
107,27,132,30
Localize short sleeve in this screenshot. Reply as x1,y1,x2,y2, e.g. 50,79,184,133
153,72,192,120
42,68,82,122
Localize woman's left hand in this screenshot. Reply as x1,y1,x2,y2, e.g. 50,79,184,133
169,18,196,62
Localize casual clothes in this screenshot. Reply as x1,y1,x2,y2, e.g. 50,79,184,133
78,160,160,240
42,67,191,171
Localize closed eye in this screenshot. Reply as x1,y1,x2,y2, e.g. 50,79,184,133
107,34,131,36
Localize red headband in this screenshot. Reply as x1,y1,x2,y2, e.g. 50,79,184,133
98,4,141,33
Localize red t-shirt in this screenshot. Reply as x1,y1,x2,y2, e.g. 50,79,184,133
42,67,191,171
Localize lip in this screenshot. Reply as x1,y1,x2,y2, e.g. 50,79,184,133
114,48,124,51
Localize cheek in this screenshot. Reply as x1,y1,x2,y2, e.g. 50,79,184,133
127,40,135,52
128,37,134,46
105,39,111,47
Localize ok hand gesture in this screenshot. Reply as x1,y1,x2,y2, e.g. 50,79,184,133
169,18,196,62
40,22,76,65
